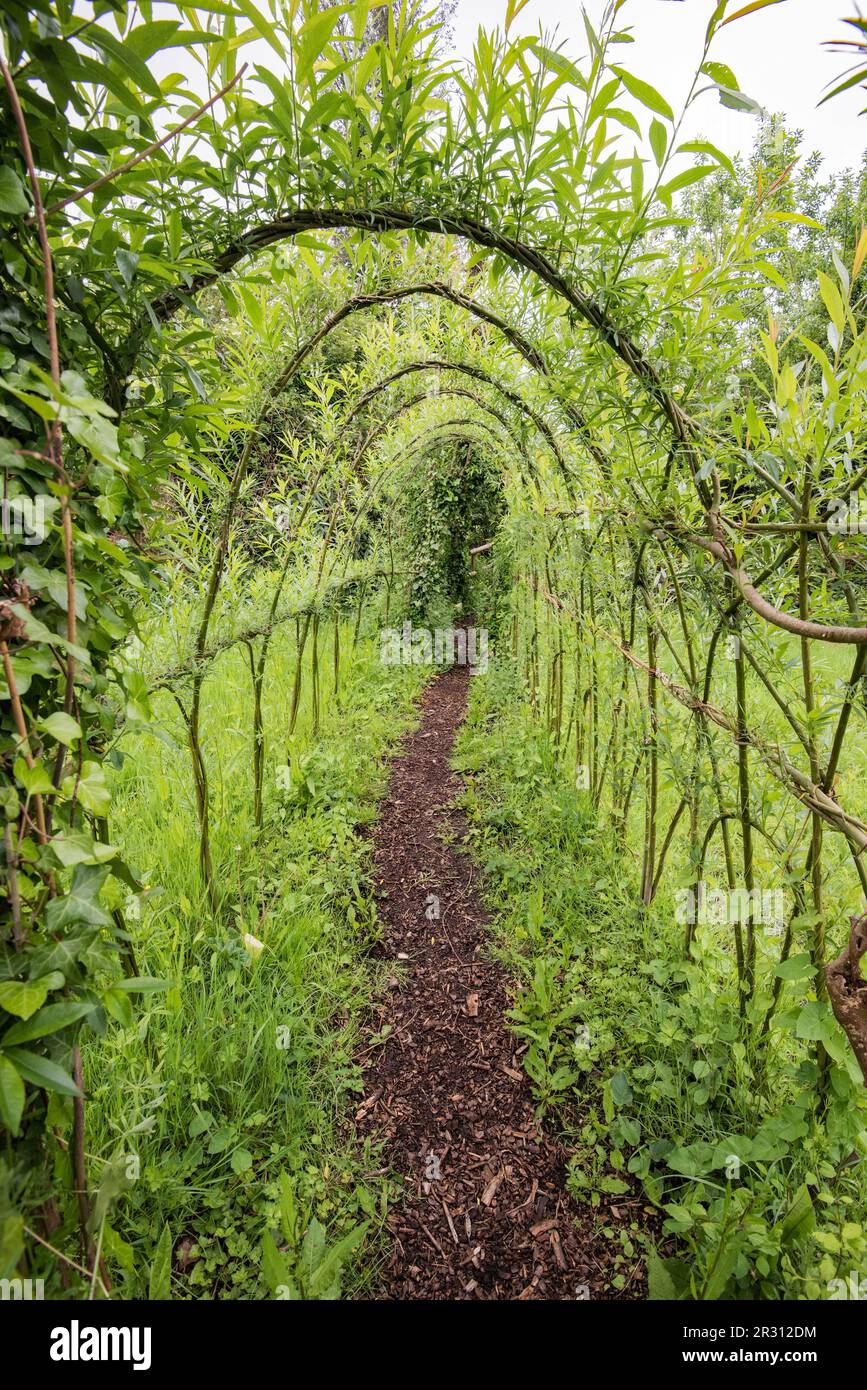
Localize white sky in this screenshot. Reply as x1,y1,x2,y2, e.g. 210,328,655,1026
447,0,867,175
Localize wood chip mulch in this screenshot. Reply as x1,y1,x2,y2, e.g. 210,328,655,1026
354,663,651,1300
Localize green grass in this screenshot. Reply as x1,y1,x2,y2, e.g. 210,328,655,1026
76,611,427,1299
454,649,867,1300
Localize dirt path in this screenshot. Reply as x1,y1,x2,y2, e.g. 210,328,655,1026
355,665,645,1300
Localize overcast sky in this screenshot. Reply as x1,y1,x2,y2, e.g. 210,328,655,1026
447,0,867,175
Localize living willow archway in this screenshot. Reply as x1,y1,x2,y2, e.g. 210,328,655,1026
2,0,867,1305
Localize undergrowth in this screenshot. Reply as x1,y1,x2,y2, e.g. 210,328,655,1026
74,629,425,1299
455,656,867,1301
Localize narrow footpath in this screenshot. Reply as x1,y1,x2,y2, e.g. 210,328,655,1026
355,664,648,1300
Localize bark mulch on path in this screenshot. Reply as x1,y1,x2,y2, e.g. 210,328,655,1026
354,663,650,1301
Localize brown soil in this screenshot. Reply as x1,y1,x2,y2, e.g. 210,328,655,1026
355,664,649,1300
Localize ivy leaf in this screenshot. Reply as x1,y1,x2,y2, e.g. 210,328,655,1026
62,761,111,816
13,757,54,796
50,832,117,868
30,931,95,979
44,864,111,931
39,711,82,744
0,977,50,1020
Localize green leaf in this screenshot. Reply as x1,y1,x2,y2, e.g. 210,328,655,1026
114,249,139,287
717,86,764,115
795,1001,832,1043
102,988,134,1029
236,0,285,56
701,60,738,90
2,1001,92,1046
609,1069,633,1106
649,118,667,167
44,864,111,931
818,271,846,336
111,977,171,993
659,165,717,199
306,1221,368,1298
774,952,812,982
300,1217,327,1284
770,212,823,229
814,1230,841,1254
13,757,54,796
149,1223,172,1300
39,711,82,744
50,832,117,868
0,978,50,1020
2,1047,81,1097
0,1054,26,1135
646,1248,689,1300
531,43,586,90
189,1109,213,1138
611,67,674,121
677,140,735,177
261,1228,291,1295
230,1146,253,1174
0,167,28,215
506,0,533,31
666,1141,716,1177
775,1184,815,1245
703,1235,741,1300
206,1126,236,1154
721,0,786,25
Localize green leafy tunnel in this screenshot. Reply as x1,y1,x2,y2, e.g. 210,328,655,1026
2,0,867,1302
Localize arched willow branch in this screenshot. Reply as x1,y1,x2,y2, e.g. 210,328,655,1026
138,204,867,650
342,358,570,483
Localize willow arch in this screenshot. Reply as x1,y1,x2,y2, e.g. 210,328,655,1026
133,205,867,647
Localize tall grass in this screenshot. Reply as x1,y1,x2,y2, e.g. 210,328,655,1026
77,605,426,1299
